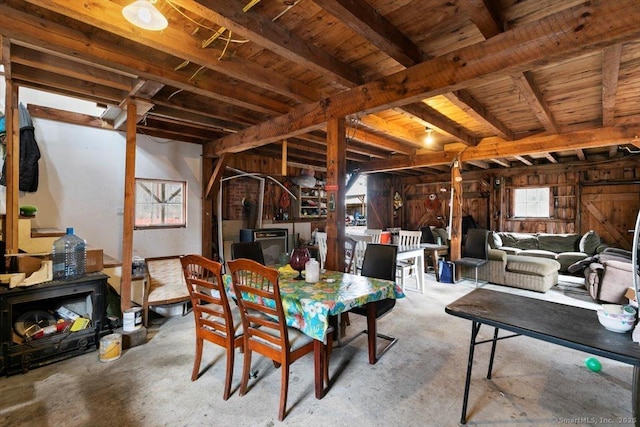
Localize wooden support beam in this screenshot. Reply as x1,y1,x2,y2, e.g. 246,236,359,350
602,44,622,127
120,100,137,314
324,118,347,272
511,71,560,133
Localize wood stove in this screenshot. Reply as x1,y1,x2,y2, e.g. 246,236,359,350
0,273,108,375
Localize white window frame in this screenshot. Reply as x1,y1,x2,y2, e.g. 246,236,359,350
513,187,550,218
135,178,187,229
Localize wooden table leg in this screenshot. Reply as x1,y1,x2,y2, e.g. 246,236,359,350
367,302,377,364
314,339,325,399
431,250,441,281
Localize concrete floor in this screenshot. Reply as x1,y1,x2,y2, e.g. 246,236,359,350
0,274,635,427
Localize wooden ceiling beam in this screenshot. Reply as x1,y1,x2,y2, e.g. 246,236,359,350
27,104,112,129
347,128,415,156
359,125,640,173
444,90,515,140
11,44,134,91
400,102,480,146
0,8,291,115
25,0,319,103
353,114,425,147
490,158,511,168
312,0,423,67
510,71,560,133
602,43,622,127
173,0,362,88
12,64,128,103
513,155,533,166
461,0,504,39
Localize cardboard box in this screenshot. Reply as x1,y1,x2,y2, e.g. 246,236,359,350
625,287,638,307
18,254,51,277
86,248,104,273
17,249,103,275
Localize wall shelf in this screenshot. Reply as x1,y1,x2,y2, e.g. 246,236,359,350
298,186,327,218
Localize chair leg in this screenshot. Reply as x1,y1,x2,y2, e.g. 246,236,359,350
278,362,289,421
191,337,203,381
239,347,252,397
222,344,235,401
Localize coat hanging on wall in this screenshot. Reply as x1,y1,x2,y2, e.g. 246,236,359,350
0,103,41,192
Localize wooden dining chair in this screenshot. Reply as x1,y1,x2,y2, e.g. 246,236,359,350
396,230,423,290
180,254,243,400
348,243,398,363
227,258,331,421
315,231,328,270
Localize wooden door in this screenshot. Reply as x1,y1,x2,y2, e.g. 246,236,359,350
580,183,640,250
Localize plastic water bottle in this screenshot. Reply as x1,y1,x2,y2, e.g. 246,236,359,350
52,228,86,280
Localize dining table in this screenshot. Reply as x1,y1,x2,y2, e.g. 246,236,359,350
224,267,405,398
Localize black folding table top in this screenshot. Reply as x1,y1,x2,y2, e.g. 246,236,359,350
445,288,640,366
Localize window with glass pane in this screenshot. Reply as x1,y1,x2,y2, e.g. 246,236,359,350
135,179,186,229
514,187,550,218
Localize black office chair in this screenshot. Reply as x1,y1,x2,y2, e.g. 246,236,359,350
420,226,435,244
347,243,398,363
230,241,265,265
453,228,489,287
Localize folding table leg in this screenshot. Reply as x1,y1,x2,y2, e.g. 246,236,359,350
461,321,481,425
487,327,499,379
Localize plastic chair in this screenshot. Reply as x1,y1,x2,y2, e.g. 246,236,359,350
180,254,243,400
143,256,191,327
453,228,489,287
230,241,265,264
227,258,331,421
347,243,398,363
316,231,327,270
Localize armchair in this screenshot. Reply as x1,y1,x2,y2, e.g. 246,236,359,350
584,248,635,304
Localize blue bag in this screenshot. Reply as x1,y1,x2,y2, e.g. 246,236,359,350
438,259,454,283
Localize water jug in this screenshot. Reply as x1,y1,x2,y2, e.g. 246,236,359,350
52,227,86,280
305,258,320,283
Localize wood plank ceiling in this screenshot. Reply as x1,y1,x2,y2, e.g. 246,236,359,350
1,0,640,177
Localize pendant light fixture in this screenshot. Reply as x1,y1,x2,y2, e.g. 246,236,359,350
122,0,168,31
425,127,434,145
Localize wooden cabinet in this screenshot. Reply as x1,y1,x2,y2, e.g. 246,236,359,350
298,186,327,218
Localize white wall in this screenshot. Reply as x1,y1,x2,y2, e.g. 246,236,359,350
0,82,203,261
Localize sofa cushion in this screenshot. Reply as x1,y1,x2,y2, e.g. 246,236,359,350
506,255,560,276
489,231,502,249
557,252,588,273
518,249,558,260
498,232,538,250
579,230,601,255
537,233,579,253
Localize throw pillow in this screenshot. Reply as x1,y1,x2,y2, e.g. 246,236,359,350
579,230,601,255
489,231,502,249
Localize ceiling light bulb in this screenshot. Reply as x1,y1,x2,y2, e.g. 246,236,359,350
425,127,434,145
123,0,168,31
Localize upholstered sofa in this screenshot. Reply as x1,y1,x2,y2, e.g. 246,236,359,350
460,248,561,292
488,230,607,273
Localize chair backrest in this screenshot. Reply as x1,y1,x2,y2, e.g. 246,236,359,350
227,259,290,357
344,236,357,274
231,241,265,264
350,234,372,273
361,243,398,282
398,230,422,246
420,226,435,244
463,228,489,260
316,232,328,269
180,254,238,344
364,229,383,243
145,256,190,304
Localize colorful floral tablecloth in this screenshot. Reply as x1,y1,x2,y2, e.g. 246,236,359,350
224,269,404,343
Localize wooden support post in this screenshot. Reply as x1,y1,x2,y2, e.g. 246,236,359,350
325,118,346,272
281,140,287,176
120,100,137,314
202,154,214,259
2,38,19,255
450,159,463,266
